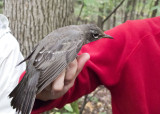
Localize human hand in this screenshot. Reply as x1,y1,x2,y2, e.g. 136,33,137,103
36,53,90,101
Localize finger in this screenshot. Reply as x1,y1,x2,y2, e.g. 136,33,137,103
76,53,90,75
64,53,90,85
52,69,65,91
44,83,52,91
65,59,78,84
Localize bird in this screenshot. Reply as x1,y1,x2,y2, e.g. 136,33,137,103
9,24,113,114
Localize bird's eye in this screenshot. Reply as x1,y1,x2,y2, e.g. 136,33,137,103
93,33,99,39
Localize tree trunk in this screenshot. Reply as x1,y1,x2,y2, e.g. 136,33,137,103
3,0,75,57
147,0,154,18
97,4,104,29
151,0,159,17
113,11,116,27
136,0,141,19
123,0,132,22
130,0,136,20
140,0,146,17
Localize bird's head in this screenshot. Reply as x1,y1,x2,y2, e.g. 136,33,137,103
84,24,113,44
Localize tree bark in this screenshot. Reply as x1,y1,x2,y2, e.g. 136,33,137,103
140,0,146,17
130,0,136,20
151,0,159,17
76,0,84,24
97,3,104,29
113,11,116,27
123,0,132,22
147,0,154,18
3,0,75,57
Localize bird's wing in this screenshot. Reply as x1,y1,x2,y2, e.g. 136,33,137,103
34,38,84,94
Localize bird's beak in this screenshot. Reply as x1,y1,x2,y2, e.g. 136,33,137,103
103,34,113,39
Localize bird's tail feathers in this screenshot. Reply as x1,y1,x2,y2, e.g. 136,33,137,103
9,69,40,114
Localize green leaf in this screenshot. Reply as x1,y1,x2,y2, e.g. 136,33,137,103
62,113,74,114
64,104,73,112
90,97,98,102
55,112,61,114
71,100,80,114
99,112,107,114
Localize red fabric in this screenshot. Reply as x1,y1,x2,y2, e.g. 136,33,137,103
18,71,26,83
32,17,160,114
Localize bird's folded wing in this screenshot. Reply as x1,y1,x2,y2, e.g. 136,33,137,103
35,39,83,94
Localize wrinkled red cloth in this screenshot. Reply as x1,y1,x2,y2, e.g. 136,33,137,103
31,17,160,114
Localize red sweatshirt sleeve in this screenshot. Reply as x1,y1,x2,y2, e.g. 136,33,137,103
32,17,160,114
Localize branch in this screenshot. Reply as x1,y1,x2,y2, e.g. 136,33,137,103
88,86,104,102
102,0,125,26
80,95,88,114
80,86,105,114
77,0,85,24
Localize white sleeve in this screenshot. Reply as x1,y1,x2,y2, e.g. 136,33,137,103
0,32,26,113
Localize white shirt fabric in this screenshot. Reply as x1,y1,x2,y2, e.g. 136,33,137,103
0,14,26,114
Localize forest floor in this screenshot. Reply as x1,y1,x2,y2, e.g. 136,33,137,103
79,86,112,114
43,86,112,114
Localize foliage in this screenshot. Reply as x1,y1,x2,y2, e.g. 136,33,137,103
43,101,79,114
64,104,74,112
151,6,160,11
75,0,160,29
75,0,112,22
63,101,80,114
0,1,3,13
70,100,80,114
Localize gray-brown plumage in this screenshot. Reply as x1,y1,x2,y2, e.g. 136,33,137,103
9,24,113,114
